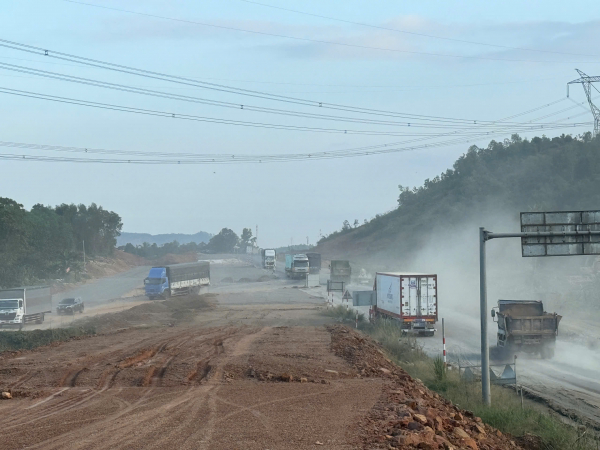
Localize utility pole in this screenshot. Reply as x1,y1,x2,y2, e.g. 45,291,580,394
479,228,490,406
256,225,258,247
306,236,309,245
82,240,86,272
568,69,600,137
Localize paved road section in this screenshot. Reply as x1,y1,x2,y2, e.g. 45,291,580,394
52,266,150,308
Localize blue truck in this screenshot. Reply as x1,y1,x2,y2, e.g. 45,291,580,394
144,261,210,299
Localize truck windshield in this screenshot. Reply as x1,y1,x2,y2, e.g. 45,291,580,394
146,278,163,285
0,300,19,309
294,261,308,267
60,298,76,305
265,257,275,261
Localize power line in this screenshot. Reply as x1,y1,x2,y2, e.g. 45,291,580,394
235,0,600,59
2,39,557,125
59,0,600,65
0,81,582,134
0,101,590,165
0,60,581,130
3,86,517,137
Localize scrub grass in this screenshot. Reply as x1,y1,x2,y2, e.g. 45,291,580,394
362,318,597,450
322,305,365,324
0,326,96,353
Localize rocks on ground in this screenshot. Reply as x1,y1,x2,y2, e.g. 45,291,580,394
328,325,528,450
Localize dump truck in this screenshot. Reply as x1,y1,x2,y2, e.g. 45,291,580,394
285,254,309,279
492,300,561,358
305,253,321,274
330,260,351,284
372,272,438,336
144,261,210,299
0,286,52,330
261,249,276,270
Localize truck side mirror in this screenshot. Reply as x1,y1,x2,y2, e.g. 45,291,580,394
491,309,495,318
19,300,23,308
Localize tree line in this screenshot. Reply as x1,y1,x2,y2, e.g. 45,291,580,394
123,227,256,257
319,132,600,251
0,198,122,288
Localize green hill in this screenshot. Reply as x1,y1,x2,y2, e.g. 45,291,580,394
316,133,600,265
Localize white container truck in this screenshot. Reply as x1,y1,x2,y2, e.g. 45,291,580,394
0,286,53,330
262,249,276,269
285,254,309,279
372,272,438,336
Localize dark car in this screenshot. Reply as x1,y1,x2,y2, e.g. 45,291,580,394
56,297,84,315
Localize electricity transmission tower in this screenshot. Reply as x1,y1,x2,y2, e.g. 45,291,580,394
568,69,600,137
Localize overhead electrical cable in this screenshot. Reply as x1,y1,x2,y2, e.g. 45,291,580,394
235,0,600,58
1,39,566,125
0,61,576,130
0,81,579,134
0,98,590,164
0,62,568,130
58,0,600,65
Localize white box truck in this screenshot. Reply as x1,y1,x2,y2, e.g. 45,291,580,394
0,286,53,330
373,272,438,336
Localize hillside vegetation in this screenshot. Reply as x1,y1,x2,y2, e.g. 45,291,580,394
317,133,600,261
0,199,122,288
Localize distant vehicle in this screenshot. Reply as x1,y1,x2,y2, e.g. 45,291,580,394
305,253,321,274
330,260,352,284
372,272,438,336
285,254,309,279
57,297,84,315
144,261,210,299
261,249,276,270
0,286,52,330
492,300,561,359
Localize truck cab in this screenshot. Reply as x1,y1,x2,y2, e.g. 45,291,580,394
263,249,276,269
285,254,310,279
0,298,24,329
144,267,169,299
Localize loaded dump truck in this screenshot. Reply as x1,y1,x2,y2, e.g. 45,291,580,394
144,261,210,299
0,286,52,330
261,249,276,270
492,300,561,358
372,272,438,336
330,260,351,284
306,253,321,274
285,254,309,279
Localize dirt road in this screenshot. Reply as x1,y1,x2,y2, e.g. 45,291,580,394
0,257,530,449
0,323,386,449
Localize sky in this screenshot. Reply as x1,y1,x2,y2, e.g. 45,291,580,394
1,0,599,247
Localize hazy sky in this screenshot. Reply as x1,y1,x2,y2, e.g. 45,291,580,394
1,0,599,247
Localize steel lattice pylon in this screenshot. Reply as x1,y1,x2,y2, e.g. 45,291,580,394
568,69,600,137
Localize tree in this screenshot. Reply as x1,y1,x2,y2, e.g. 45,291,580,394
207,228,239,253
342,220,351,231
353,219,359,228
240,228,253,248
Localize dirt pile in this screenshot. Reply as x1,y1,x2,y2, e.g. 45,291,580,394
329,326,527,450
74,294,216,333
83,250,146,279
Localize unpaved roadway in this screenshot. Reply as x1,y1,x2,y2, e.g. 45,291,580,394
0,258,383,449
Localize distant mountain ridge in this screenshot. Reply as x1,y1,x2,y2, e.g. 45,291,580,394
117,231,212,247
